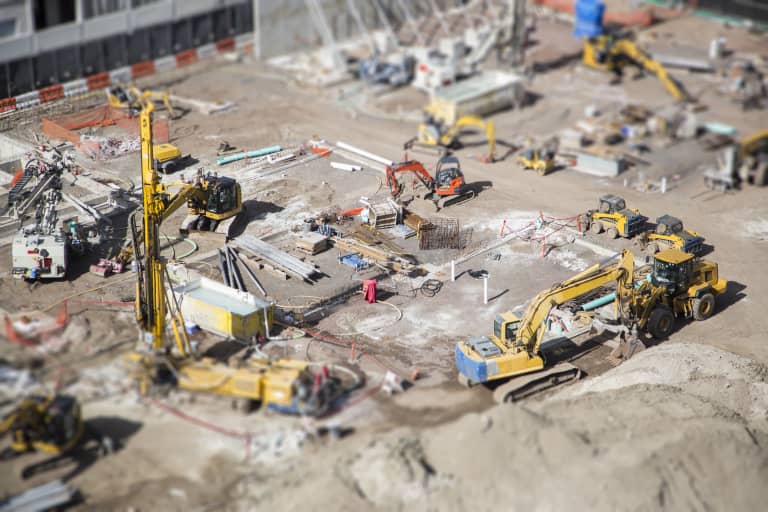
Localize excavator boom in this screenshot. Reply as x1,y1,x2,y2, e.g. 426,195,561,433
455,250,636,399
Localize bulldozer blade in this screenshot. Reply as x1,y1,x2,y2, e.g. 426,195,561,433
608,331,646,365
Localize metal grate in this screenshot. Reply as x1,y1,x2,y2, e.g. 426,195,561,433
419,217,471,250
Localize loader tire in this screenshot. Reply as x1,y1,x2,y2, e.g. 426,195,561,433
607,226,619,239
648,307,674,339
590,220,603,235
692,293,715,321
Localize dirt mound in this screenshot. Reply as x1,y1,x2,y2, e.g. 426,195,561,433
227,344,768,511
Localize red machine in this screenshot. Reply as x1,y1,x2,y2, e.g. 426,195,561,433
385,155,474,210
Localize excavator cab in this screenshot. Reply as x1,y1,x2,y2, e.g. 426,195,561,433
434,155,465,193
493,312,521,346
205,177,240,215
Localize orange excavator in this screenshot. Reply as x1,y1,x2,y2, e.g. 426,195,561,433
385,155,474,210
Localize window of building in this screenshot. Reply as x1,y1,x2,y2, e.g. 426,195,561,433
131,0,161,7
172,19,191,53
8,58,33,96
33,0,76,30
84,0,127,19
56,46,80,81
0,19,16,39
34,51,58,88
81,40,105,75
191,14,213,46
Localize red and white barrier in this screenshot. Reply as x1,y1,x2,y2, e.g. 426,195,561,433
0,33,254,115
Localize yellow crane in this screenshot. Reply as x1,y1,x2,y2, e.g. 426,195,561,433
583,35,688,102
128,100,343,415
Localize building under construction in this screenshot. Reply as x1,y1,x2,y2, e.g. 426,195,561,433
1,1,767,510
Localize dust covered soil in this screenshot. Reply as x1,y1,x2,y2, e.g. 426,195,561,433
223,343,768,512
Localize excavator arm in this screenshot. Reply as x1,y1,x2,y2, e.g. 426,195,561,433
611,40,687,102
516,250,635,355
443,116,496,161
385,160,435,198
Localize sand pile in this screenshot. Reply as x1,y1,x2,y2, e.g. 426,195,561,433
227,343,768,511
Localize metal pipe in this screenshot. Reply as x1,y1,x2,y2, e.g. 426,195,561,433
224,246,238,290
230,247,267,296
336,141,393,167
216,145,282,166
227,246,246,292
217,249,230,287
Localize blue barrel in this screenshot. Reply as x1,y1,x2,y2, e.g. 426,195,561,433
574,0,605,38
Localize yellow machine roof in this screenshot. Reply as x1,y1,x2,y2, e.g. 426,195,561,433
655,247,694,264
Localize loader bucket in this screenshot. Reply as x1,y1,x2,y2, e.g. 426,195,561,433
609,330,646,365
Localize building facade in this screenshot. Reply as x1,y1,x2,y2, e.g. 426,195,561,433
0,0,253,100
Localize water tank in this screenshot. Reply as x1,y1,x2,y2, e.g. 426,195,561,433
574,0,605,38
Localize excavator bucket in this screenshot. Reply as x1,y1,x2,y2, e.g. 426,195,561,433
608,330,646,365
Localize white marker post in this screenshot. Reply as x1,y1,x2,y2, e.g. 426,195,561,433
451,260,456,282
483,274,489,305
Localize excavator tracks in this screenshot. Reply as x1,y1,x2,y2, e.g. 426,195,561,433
438,190,476,210
491,363,582,404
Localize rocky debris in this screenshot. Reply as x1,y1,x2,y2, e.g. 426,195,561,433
225,343,768,511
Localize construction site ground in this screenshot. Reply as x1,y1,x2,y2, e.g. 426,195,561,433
1,14,767,510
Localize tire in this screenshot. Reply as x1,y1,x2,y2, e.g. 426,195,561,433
692,293,715,321
209,220,220,232
590,220,603,235
607,226,619,239
647,307,674,339
198,217,211,231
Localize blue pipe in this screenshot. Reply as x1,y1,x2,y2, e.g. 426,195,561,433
216,145,282,165
581,279,646,311
582,292,615,311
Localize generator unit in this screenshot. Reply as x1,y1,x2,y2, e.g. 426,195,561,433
12,231,69,280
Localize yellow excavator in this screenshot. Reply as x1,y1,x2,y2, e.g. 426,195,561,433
583,35,688,102
1,395,83,458
127,99,343,416
456,247,727,402
406,113,496,162
108,84,176,118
